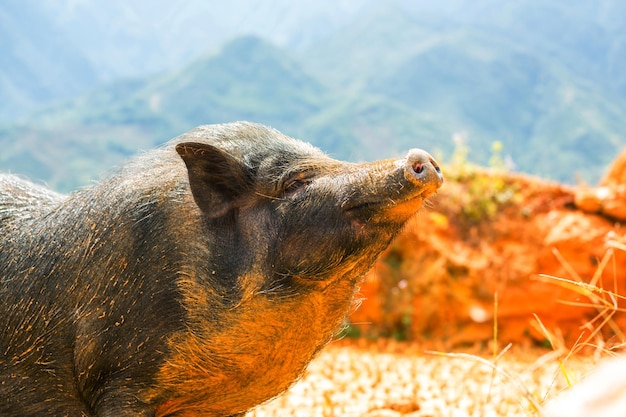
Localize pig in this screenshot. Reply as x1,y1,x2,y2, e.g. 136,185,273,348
0,122,443,416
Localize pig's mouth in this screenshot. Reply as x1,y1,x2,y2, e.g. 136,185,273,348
344,193,424,213
343,191,431,224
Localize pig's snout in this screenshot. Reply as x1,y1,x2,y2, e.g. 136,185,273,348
404,148,443,190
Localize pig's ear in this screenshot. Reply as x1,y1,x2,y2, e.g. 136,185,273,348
175,142,252,218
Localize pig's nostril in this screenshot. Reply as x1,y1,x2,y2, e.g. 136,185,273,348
405,148,443,187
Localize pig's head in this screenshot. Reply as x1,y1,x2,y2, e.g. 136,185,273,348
174,122,443,295
153,122,443,415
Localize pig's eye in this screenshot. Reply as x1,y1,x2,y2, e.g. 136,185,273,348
283,177,310,196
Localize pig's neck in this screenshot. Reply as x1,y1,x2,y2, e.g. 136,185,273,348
151,275,358,416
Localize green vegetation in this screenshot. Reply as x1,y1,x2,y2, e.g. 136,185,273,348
445,136,521,225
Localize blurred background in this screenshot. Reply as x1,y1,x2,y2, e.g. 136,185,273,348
2,0,626,192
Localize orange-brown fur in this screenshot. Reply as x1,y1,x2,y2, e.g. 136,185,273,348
153,274,357,416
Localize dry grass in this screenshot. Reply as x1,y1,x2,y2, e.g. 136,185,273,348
251,235,626,417
249,340,595,417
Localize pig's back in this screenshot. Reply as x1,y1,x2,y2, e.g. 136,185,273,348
0,174,65,227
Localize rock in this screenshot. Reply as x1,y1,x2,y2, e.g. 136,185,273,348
575,148,626,221
573,186,607,213
602,185,626,220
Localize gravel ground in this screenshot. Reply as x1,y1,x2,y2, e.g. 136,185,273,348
249,340,599,417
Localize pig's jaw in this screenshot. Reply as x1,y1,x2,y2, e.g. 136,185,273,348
153,273,357,416
346,193,429,231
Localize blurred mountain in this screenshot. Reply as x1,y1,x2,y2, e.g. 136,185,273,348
0,35,453,191
1,1,626,191
302,4,626,180
0,36,327,190
0,0,369,123
0,1,99,121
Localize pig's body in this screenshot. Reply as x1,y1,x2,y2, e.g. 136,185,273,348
0,122,442,416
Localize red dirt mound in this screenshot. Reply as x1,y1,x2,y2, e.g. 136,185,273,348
350,153,626,348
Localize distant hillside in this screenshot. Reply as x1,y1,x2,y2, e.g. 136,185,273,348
0,0,370,123
0,1,98,121
302,5,626,183
0,36,454,192
0,37,326,191
2,1,626,191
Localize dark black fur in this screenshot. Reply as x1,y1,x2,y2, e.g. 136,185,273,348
0,122,442,416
